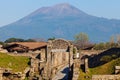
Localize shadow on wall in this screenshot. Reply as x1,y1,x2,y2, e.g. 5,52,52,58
61,67,70,80
60,64,73,80
88,48,120,68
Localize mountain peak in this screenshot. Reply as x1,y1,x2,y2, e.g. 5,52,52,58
0,3,120,42
29,3,87,17
51,3,87,16
54,3,71,8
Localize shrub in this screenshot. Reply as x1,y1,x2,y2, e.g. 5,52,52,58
100,55,113,62
111,54,117,59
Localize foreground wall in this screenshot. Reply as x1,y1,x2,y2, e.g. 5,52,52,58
92,75,120,80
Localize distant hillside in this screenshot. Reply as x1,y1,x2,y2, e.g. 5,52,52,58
1,3,120,42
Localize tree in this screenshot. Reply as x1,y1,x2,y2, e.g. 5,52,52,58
25,39,36,42
5,38,25,43
110,35,115,44
32,38,46,42
74,32,89,49
94,42,106,50
116,34,120,46
48,37,55,41
0,41,4,45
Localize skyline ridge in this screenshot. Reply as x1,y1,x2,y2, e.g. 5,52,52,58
0,3,120,42
0,1,120,27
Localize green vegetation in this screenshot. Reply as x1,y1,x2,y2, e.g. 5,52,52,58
78,58,120,80
0,53,30,72
74,32,90,49
100,52,120,63
100,55,113,62
5,37,36,43
93,42,118,50
74,32,89,43
24,77,29,80
90,58,120,74
73,47,77,54
48,37,56,41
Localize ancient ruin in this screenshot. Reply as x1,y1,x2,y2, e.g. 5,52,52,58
41,39,74,79
79,48,120,80
1,38,74,80
4,42,47,53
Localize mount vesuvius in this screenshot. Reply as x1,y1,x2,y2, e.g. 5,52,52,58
0,3,120,42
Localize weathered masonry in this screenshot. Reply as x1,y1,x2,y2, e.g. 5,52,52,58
4,42,47,53
92,75,120,80
42,39,74,79
3,39,74,80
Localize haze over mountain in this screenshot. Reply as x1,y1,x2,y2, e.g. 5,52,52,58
0,3,120,42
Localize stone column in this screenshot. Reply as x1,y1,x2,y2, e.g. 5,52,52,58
44,40,52,79
85,58,89,73
72,59,80,80
0,68,3,80
69,45,73,71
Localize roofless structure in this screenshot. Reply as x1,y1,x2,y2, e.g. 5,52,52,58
4,42,47,53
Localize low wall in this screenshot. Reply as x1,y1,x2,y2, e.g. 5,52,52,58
81,50,104,56
92,75,120,80
80,50,104,64
6,53,39,58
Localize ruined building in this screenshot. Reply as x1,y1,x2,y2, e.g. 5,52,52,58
31,39,74,79
3,39,74,80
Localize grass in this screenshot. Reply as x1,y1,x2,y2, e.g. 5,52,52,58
0,53,30,72
78,69,91,80
78,58,120,80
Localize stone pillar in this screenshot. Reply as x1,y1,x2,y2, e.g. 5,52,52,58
72,59,80,80
69,45,73,70
0,68,3,80
29,58,35,77
85,58,89,73
44,40,52,80
72,47,80,80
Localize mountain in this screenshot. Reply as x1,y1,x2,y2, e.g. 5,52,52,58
0,3,120,42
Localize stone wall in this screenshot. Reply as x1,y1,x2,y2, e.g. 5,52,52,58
0,39,73,80
0,49,47,80
51,52,69,68
92,75,120,80
52,39,70,50
81,50,103,56
44,39,73,79
6,49,46,58
80,50,103,64
0,67,29,80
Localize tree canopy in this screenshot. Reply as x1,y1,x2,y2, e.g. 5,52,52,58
4,38,36,43
74,32,89,49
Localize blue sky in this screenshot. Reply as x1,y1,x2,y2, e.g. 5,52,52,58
0,0,120,27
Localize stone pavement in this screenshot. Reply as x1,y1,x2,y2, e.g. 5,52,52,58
52,65,70,80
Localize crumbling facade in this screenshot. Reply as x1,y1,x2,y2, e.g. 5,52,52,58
23,39,74,80
42,39,74,79
0,39,74,80
4,42,47,53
